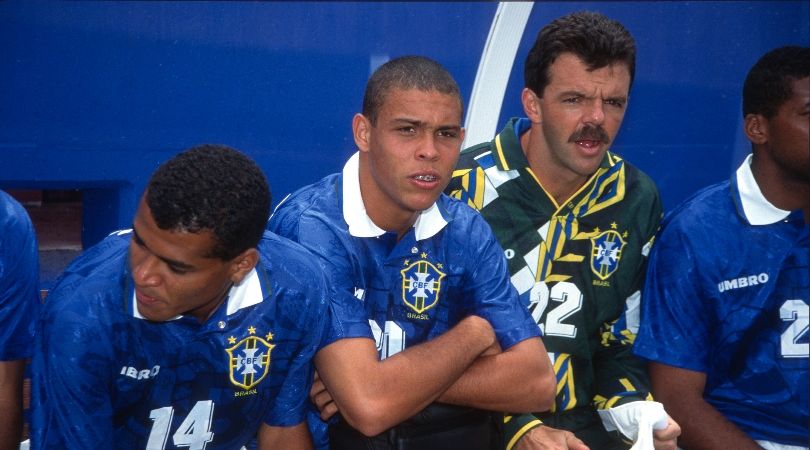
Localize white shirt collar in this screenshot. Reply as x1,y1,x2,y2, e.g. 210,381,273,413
341,151,448,241
132,268,262,320
735,154,791,225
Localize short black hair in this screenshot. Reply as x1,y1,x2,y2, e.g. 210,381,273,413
362,55,462,125
525,11,636,97
145,144,271,261
743,46,810,118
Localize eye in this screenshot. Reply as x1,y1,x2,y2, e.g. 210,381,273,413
605,99,625,109
562,97,581,104
437,129,459,138
168,264,188,275
398,126,416,134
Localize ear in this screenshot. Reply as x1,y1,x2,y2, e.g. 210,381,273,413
229,248,259,284
521,88,542,123
744,113,769,145
352,113,372,153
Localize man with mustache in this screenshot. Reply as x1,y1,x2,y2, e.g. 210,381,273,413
447,11,680,450
269,55,555,449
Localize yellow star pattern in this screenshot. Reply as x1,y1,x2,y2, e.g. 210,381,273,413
248,326,256,335
421,252,427,258
266,332,274,341
404,259,410,266
611,222,618,229
228,336,236,344
623,231,629,238
594,226,601,233
437,263,443,269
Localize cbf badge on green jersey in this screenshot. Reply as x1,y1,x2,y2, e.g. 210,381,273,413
226,327,274,391
401,259,445,314
590,230,626,280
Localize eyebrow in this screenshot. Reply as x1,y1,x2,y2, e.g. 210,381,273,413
391,118,462,131
131,226,195,271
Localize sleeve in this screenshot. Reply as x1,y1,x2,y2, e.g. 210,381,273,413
264,267,332,427
461,214,540,350
268,205,373,349
503,413,544,450
31,295,115,449
592,186,663,410
0,196,40,360
633,215,714,372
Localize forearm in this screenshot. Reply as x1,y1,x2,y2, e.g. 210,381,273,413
317,315,495,435
667,396,759,450
257,422,313,450
0,360,25,450
438,337,554,412
649,363,758,450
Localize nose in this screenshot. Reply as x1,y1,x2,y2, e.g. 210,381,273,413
132,252,161,287
416,134,440,161
584,100,606,125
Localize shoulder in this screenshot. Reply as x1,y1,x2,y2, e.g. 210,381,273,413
0,190,34,235
258,231,332,291
269,174,341,234
610,153,659,199
660,181,731,235
438,195,498,245
455,140,494,170
44,232,130,318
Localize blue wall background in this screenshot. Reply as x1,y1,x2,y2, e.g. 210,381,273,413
1,1,807,248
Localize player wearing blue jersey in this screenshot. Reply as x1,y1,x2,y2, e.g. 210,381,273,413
31,145,326,449
0,190,39,450
269,56,555,449
635,46,810,450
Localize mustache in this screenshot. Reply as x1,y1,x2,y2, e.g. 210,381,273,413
568,126,610,145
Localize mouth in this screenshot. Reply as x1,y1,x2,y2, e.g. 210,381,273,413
135,289,160,306
413,174,438,183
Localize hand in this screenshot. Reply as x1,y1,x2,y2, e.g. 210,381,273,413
515,425,589,450
309,370,338,420
652,415,680,450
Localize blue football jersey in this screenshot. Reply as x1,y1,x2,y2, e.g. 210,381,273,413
0,190,40,361
269,152,540,448
32,230,329,449
635,156,809,446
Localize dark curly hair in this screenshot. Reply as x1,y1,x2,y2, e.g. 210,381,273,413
145,144,271,261
743,46,810,118
525,11,636,97
362,55,462,125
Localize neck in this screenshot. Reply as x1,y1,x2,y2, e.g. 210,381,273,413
751,153,810,221
521,126,587,205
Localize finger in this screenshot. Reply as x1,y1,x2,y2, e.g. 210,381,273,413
309,378,327,400
320,400,339,420
312,388,334,411
566,433,590,450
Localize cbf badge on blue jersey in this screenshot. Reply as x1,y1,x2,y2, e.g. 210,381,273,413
226,327,275,391
401,259,445,314
590,230,626,280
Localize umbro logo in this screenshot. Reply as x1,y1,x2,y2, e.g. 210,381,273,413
717,273,769,293
354,287,365,301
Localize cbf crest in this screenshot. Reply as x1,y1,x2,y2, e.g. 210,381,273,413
401,259,445,314
225,327,275,391
590,230,626,280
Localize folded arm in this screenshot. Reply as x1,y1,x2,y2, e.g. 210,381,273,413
438,337,555,412
314,315,495,436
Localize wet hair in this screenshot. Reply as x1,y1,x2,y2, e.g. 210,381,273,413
524,11,636,97
362,55,462,125
743,45,810,118
145,144,271,261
